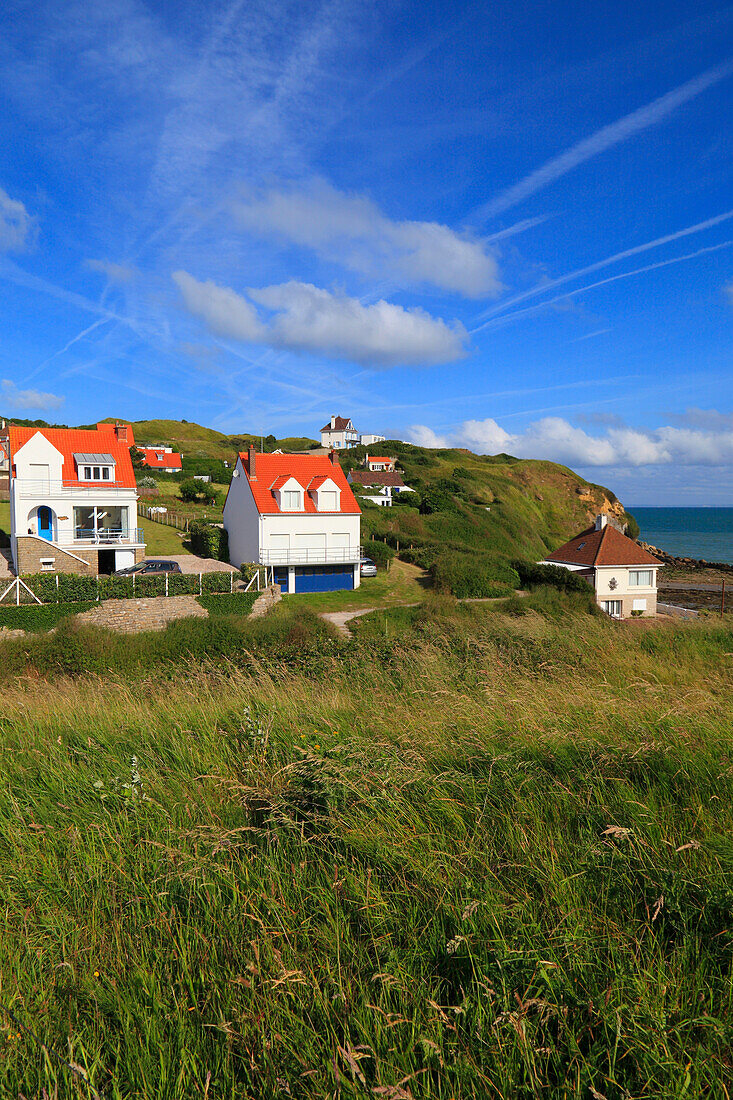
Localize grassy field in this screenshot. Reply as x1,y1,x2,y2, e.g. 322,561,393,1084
0,499,10,536
287,558,431,612
0,594,732,1098
140,516,192,556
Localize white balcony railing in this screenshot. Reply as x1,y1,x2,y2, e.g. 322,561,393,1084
259,545,362,566
15,479,137,498
18,528,145,548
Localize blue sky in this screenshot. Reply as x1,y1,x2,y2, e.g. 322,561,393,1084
0,0,732,505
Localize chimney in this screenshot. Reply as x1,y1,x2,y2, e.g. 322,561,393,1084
248,444,257,478
329,448,338,466
114,423,128,443
595,514,608,531
330,415,336,429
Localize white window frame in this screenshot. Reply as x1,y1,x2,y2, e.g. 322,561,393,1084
629,569,653,587
281,490,302,511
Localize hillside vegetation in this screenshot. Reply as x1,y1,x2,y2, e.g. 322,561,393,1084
0,595,732,1097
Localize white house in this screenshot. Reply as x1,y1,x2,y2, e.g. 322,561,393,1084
8,423,144,575
320,416,360,450
319,416,387,449
541,514,662,618
139,445,182,473
223,447,362,594
364,455,396,472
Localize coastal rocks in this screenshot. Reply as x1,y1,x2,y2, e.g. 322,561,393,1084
639,542,733,573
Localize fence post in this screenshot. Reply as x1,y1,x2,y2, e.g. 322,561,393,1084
96,577,100,602
199,572,202,596
133,572,135,595
56,573,60,604
230,571,233,593
165,573,169,597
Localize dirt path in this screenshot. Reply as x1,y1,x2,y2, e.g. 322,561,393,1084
319,592,525,637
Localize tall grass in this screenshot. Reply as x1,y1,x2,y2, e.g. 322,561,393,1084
0,600,732,1097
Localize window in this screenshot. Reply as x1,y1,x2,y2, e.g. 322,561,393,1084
629,569,653,586
84,466,92,480
282,490,301,510
102,467,110,480
80,464,113,481
319,491,337,511
40,559,55,572
632,598,647,612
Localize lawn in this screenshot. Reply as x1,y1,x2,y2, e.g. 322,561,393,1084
140,516,192,556
0,499,10,536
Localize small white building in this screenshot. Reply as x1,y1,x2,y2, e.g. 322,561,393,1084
365,455,396,472
541,514,662,618
223,447,362,594
8,423,144,575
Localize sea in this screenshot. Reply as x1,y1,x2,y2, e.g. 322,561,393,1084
631,508,733,565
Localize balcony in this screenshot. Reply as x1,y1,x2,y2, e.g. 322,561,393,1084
15,479,136,498
18,529,145,548
259,545,362,566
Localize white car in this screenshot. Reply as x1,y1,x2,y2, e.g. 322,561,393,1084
360,557,377,577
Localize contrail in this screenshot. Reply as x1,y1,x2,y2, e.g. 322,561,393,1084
476,59,733,221
471,239,733,335
472,209,733,329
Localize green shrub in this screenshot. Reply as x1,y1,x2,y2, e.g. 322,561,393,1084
189,521,227,559
201,571,232,594
167,573,201,596
22,572,99,603
431,554,519,599
0,602,95,633
197,592,257,616
512,559,594,593
362,541,395,568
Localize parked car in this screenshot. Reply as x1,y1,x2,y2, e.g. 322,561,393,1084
114,559,182,576
360,557,377,577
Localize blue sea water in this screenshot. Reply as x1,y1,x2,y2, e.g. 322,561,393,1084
631,508,733,565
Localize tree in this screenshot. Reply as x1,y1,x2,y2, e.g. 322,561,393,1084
130,446,146,469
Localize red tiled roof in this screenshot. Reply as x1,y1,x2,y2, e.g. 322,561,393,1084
240,452,360,515
141,447,183,470
97,421,135,445
9,425,138,489
546,523,663,568
320,416,353,432
367,456,394,465
349,470,406,488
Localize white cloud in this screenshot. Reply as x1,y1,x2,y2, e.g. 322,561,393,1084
0,188,34,252
407,413,733,467
173,271,265,343
231,180,502,298
1,379,64,412
477,60,733,220
86,258,137,283
173,271,467,367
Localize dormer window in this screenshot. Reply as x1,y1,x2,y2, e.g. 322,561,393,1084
75,453,115,482
282,490,301,510
319,491,337,511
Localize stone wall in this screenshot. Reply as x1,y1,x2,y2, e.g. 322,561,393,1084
248,584,282,619
16,536,98,575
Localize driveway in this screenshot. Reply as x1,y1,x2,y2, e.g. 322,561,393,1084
163,554,239,575
0,549,14,580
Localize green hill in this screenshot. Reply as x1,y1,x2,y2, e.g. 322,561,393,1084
101,418,319,461
341,440,636,565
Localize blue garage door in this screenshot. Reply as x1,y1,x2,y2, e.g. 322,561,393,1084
295,565,353,593
273,567,289,593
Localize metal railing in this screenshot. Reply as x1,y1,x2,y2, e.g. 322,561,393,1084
15,479,137,497
17,528,145,547
259,545,362,566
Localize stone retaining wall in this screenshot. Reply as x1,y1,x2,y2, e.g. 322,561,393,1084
249,584,282,619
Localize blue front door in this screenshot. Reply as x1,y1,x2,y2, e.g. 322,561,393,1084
38,506,53,541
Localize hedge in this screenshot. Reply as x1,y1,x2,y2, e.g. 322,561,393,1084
362,541,395,568
431,554,520,599
511,559,594,594
196,592,258,616
189,521,229,561
19,570,234,603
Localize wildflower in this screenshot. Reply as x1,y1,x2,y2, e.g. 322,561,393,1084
93,970,100,977
313,744,320,750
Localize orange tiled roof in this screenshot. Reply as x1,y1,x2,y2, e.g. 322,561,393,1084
141,447,182,470
546,523,663,568
367,456,394,464
9,425,138,489
240,452,360,515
